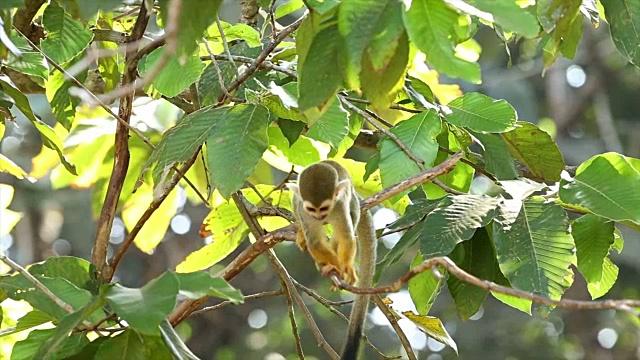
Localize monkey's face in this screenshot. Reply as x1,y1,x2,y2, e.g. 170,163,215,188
303,199,334,221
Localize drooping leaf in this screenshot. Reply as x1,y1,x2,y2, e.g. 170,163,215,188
472,132,518,180
159,320,201,360
40,3,93,65
206,104,270,198
447,227,503,320
408,252,446,315
403,0,481,83
493,198,576,302
105,272,179,335
139,47,206,98
175,201,248,273
559,152,640,225
122,185,179,254
378,110,441,195
444,93,517,133
298,18,342,110
463,0,540,37
572,214,619,299
45,69,85,130
175,272,244,303
0,154,30,181
501,121,565,182
403,312,458,354
0,79,76,174
601,0,640,66
158,0,222,56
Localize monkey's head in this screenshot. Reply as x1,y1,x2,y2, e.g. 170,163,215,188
290,162,350,221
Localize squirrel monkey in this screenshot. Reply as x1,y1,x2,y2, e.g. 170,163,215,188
288,160,377,360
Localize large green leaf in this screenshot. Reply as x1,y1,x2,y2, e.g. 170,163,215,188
403,0,481,83
93,330,173,360
105,272,179,335
4,36,49,80
559,152,640,225
175,201,248,273
378,110,441,193
11,329,88,360
306,97,349,150
298,18,343,110
462,0,540,37
198,62,236,107
206,104,270,198
408,252,446,315
444,93,517,133
175,272,243,303
28,256,99,294
139,47,206,98
601,0,640,66
493,197,575,302
501,121,565,182
158,0,222,56
140,107,225,187
0,79,76,174
473,132,518,180
40,3,92,65
45,69,84,130
338,0,403,90
447,227,503,320
572,214,619,299
418,195,499,257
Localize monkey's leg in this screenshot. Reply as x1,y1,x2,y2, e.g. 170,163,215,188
331,219,358,285
302,221,341,273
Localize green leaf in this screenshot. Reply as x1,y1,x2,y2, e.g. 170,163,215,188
408,252,446,315
418,195,499,258
139,47,206,98
275,0,305,19
298,19,342,110
266,127,323,168
175,201,248,273
4,36,48,80
378,110,441,194
444,93,517,133
34,296,106,359
28,256,100,294
447,227,501,320
175,272,244,302
559,152,640,224
159,320,201,360
306,97,349,150
402,312,458,354
304,0,340,13
93,330,171,360
403,0,481,83
493,197,576,301
11,329,88,360
464,0,540,37
361,32,409,109
105,272,179,335
141,107,226,187
206,104,270,198
601,0,640,66
40,3,92,65
57,0,121,20
158,0,222,56
45,69,84,130
572,214,618,299
198,61,236,107
472,132,518,180
0,153,30,180
0,310,54,338
501,121,565,182
0,79,76,174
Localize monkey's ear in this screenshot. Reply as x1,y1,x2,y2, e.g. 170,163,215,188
285,183,300,194
335,179,350,197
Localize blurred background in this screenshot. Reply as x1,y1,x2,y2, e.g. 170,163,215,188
1,1,639,359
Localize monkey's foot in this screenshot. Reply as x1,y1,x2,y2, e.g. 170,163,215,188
321,263,358,289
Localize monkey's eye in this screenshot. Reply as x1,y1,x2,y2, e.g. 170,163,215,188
305,207,316,213
319,206,330,212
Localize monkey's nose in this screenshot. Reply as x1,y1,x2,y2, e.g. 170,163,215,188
314,214,327,221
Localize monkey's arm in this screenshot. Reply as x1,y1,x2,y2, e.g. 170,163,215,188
329,194,359,285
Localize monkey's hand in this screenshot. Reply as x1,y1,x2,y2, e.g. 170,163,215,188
321,260,358,287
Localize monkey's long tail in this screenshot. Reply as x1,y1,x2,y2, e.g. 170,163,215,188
340,210,377,360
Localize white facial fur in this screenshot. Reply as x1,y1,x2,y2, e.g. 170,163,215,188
302,199,334,221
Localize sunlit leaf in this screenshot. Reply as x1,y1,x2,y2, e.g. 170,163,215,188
444,92,517,133
408,252,446,315
139,47,206,98
403,311,458,354
41,3,92,65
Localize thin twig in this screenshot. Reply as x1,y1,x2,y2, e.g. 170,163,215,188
202,37,241,102
215,17,239,74
189,290,283,317
330,257,640,317
200,54,297,77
